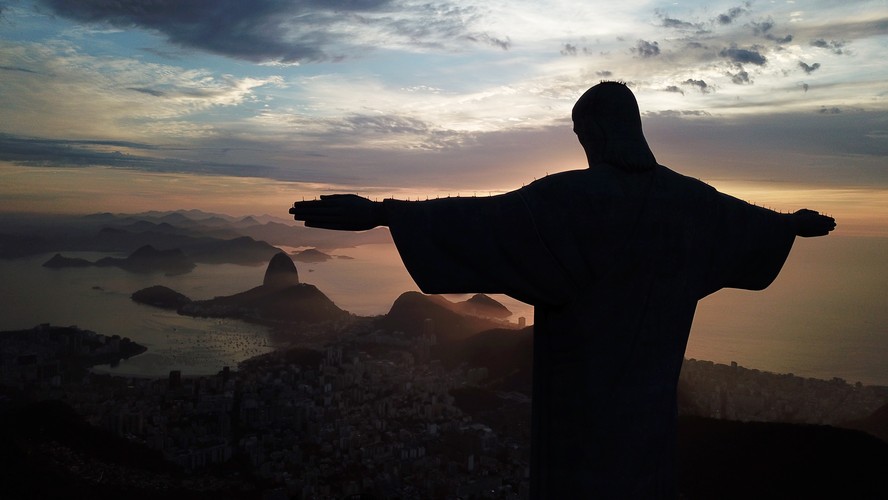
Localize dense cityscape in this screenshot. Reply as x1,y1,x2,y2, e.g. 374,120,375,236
2,322,887,499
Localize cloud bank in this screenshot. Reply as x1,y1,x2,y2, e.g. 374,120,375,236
36,0,510,63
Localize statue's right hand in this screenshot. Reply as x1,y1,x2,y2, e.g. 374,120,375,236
791,209,836,237
289,194,385,231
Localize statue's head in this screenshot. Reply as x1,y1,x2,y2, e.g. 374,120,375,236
572,81,657,172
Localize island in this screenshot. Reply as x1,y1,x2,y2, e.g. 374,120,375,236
43,244,196,276
133,252,347,325
291,248,333,263
131,285,193,310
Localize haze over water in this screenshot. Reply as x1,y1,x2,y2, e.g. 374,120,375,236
1,236,885,385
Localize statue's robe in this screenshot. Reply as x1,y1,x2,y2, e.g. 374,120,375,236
382,164,796,499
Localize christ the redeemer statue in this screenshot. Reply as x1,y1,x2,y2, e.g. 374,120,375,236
289,82,836,499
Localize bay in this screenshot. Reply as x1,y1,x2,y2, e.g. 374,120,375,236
0,236,885,386
0,252,275,378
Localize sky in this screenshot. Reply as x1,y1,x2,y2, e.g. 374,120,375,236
1,0,886,235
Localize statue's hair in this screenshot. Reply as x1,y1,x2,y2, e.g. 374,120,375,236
572,82,657,172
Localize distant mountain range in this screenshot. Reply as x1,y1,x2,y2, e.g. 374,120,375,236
0,209,391,262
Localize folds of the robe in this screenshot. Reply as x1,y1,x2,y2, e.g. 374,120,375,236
383,164,796,499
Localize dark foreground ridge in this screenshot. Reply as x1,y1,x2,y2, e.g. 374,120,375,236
1,350,887,500
676,416,888,499
0,398,258,500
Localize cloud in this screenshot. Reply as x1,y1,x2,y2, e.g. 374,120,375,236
633,40,660,58
0,65,40,74
645,109,710,118
329,113,466,150
5,135,266,186
463,32,511,51
661,17,703,31
0,41,283,140
682,79,710,93
717,6,748,25
561,43,578,56
128,87,167,97
642,110,888,189
728,69,751,85
810,38,846,55
663,86,684,95
653,8,709,33
35,0,510,63
662,17,693,29
750,18,792,44
719,45,767,66
799,62,821,74
767,33,793,44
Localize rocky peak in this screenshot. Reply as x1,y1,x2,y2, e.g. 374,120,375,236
263,251,300,289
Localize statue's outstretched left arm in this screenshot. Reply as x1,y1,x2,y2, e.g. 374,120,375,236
290,194,388,231
789,209,836,237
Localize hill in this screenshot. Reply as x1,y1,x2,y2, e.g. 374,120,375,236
453,293,513,319
841,400,888,443
291,248,332,263
95,244,195,275
449,386,888,499
676,416,888,499
165,252,346,324
377,291,515,343
180,283,346,324
42,253,93,268
43,245,196,275
131,285,192,309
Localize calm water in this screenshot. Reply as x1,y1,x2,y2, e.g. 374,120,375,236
691,236,888,386
1,237,886,385
0,251,276,377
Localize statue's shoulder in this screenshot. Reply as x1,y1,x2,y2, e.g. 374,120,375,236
650,164,722,209
654,165,717,192
525,167,617,188
520,167,639,209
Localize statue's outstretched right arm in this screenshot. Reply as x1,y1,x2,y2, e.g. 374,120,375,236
290,194,387,231
788,209,836,237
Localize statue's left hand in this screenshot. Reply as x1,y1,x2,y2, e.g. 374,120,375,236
289,194,386,231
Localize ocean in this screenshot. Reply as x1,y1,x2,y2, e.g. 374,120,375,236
0,236,885,385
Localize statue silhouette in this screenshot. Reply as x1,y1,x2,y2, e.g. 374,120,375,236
289,82,836,498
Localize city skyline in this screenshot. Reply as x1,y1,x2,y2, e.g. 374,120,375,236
0,0,886,235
